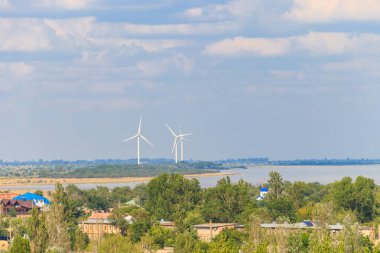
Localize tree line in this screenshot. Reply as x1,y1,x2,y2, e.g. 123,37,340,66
5,171,380,252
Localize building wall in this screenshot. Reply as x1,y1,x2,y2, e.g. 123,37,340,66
196,225,235,242
79,222,120,241
0,240,8,252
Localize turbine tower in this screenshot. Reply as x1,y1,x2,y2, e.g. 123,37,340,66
166,124,192,163
122,116,154,165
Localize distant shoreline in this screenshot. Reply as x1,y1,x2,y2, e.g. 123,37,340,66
0,171,238,188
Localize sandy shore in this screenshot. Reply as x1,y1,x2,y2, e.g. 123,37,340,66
0,171,237,187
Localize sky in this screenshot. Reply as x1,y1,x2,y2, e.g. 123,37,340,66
0,0,380,161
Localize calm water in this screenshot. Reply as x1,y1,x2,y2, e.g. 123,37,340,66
1,165,380,191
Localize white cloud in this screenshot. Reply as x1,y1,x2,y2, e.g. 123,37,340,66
205,32,380,57
204,37,292,57
184,8,203,18
183,0,259,21
296,32,354,55
285,0,380,22
0,0,10,9
120,22,238,36
0,17,198,53
0,62,33,76
93,39,194,53
50,97,141,111
0,18,51,52
0,62,33,92
35,0,91,9
137,54,193,77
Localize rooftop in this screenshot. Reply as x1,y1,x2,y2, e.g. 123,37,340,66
88,212,112,220
193,223,236,229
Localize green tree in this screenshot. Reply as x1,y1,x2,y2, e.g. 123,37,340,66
202,177,252,223
340,214,362,253
98,235,143,253
353,176,375,222
9,234,31,253
45,203,70,252
287,232,309,253
74,228,88,253
27,208,48,253
266,197,295,221
331,177,354,210
145,173,201,221
267,171,284,200
208,232,241,253
34,190,44,197
173,231,199,253
147,224,175,248
286,181,309,210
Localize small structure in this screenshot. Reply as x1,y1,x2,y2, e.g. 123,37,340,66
261,221,344,234
79,212,120,241
256,187,268,201
125,198,140,207
0,193,18,200
0,236,9,252
13,193,50,208
193,223,236,242
160,220,175,230
0,199,34,216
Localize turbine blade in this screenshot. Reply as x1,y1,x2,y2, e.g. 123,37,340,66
138,115,142,133
165,124,177,137
122,134,138,142
178,124,182,135
140,135,154,147
179,133,193,137
171,137,177,153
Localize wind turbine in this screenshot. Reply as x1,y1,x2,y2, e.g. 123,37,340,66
166,124,192,163
122,116,154,165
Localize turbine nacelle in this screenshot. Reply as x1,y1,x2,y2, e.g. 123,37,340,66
166,123,192,163
122,116,154,165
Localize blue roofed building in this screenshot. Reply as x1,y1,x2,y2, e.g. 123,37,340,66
256,187,268,201
13,192,51,208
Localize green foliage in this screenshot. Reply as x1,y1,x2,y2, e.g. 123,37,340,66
5,172,379,253
147,225,175,248
202,177,253,223
45,202,71,252
145,173,201,222
267,171,284,200
266,197,295,221
57,163,221,178
353,176,375,222
98,235,143,253
9,234,31,253
85,186,112,211
183,209,205,229
174,231,202,253
34,190,44,196
208,232,241,253
330,176,376,222
287,232,309,253
26,208,48,253
74,228,88,253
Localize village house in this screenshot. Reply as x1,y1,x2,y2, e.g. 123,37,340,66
261,221,378,242
0,193,18,200
12,192,50,208
0,199,35,216
79,212,120,241
193,223,236,242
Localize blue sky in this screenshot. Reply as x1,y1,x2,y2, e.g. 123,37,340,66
0,0,380,161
